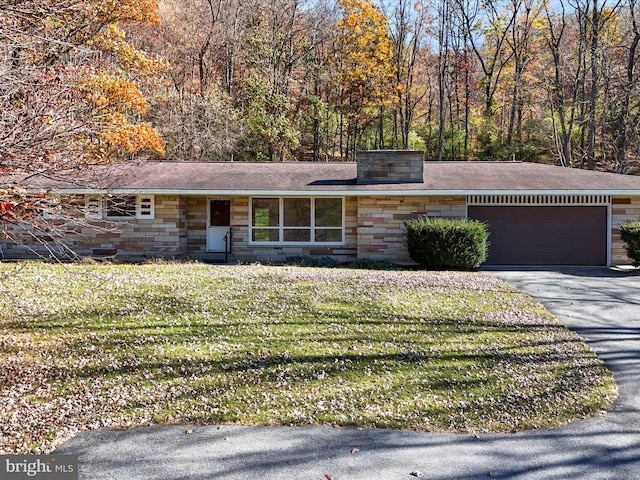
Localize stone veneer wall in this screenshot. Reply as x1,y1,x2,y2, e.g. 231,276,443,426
186,196,207,256
357,195,467,263
0,195,187,261
357,150,424,183
611,196,640,265
80,194,187,261
4,193,637,266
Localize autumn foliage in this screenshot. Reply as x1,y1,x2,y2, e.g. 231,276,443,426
1,0,166,165
3,0,640,238
330,0,398,157
332,0,397,109
1,0,166,231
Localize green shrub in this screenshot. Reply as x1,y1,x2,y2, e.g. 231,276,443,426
619,221,640,267
284,255,342,268
347,258,401,270
405,217,489,270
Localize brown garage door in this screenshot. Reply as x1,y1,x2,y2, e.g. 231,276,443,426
468,206,607,266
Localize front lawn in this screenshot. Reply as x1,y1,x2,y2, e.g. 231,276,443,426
0,262,616,454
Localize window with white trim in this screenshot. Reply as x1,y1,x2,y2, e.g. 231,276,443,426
251,197,343,244
105,196,137,218
85,195,155,220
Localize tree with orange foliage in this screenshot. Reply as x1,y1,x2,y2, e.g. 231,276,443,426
330,0,398,160
0,0,166,256
2,0,167,163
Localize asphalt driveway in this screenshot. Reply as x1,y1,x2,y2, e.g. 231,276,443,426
56,267,640,479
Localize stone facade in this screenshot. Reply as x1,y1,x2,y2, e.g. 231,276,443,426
611,195,640,265
185,196,208,257
0,195,187,261
356,195,466,263
2,192,639,266
85,194,187,261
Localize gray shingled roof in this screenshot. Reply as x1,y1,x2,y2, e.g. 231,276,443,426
17,160,640,195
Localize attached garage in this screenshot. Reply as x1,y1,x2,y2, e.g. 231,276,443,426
5,156,640,266
468,196,609,266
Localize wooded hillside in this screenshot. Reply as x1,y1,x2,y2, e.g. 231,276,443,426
3,0,640,171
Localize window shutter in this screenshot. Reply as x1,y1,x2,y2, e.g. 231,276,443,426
85,196,102,219
137,196,155,219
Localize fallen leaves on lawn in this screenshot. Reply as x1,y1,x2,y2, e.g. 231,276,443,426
0,263,617,455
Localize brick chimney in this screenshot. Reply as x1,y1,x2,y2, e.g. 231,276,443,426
356,150,424,184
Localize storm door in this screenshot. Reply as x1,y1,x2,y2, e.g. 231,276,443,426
207,200,231,252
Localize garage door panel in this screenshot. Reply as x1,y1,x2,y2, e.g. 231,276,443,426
468,206,607,266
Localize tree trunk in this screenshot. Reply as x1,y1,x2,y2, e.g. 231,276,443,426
379,107,385,149
463,48,470,160
437,0,449,161
615,1,639,172
586,0,599,170
506,79,518,147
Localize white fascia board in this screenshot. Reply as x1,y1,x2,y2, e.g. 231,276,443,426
47,188,640,196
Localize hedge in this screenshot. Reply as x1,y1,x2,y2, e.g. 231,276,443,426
619,221,640,267
405,217,489,270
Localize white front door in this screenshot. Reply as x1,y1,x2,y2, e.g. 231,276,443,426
207,200,231,252
207,227,231,252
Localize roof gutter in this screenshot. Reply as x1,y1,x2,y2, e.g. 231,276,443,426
46,188,640,197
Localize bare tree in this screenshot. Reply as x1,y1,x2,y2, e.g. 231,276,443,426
455,0,516,121
612,0,640,172
543,1,584,167
1,0,164,257
436,0,451,160
568,0,623,169
384,0,430,150
505,0,541,148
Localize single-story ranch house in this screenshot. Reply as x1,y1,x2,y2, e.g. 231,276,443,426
3,150,640,266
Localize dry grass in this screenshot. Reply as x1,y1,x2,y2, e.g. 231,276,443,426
0,262,616,454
